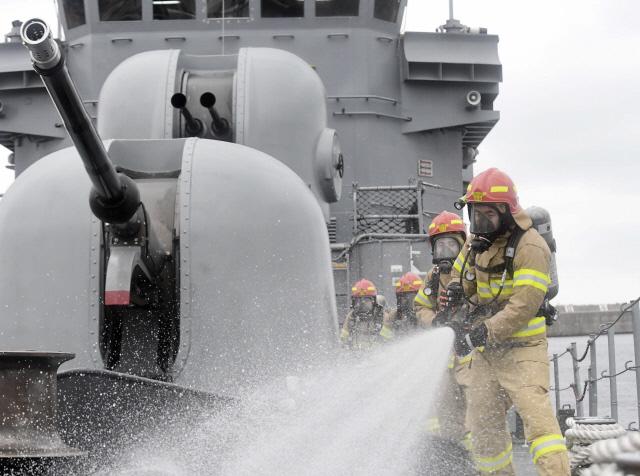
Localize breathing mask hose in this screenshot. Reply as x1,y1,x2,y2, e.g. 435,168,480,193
457,248,474,305
430,266,441,298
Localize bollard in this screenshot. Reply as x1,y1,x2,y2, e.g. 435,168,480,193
588,335,598,416
553,353,561,414
0,351,84,471
632,300,640,425
558,404,575,434
607,325,619,422
570,342,584,417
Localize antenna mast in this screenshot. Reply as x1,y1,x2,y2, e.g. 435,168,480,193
221,0,225,55
439,0,467,33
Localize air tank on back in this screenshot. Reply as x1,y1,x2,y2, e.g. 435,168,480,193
526,206,559,299
0,17,344,464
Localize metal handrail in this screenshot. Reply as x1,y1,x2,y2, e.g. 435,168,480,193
357,185,421,191
333,233,427,262
328,95,399,105
551,296,640,425
357,214,419,220
333,110,412,122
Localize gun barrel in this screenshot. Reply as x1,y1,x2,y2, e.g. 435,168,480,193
199,92,230,137
21,19,138,221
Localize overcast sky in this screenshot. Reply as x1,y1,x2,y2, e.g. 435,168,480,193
0,1,638,305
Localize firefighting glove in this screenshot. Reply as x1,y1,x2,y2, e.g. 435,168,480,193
438,282,464,310
539,299,558,326
452,322,488,357
469,323,488,347
446,321,471,356
431,310,450,328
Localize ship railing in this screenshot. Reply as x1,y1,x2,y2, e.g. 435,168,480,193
550,296,640,429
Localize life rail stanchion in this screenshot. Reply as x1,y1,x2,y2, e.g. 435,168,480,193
632,300,640,425
607,324,619,422
553,353,561,414
588,334,598,416
570,342,585,417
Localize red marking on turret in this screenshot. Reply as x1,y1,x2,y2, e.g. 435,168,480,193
105,290,130,306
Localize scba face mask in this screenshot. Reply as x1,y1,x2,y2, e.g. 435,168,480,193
432,236,461,260
431,236,462,273
468,203,503,235
396,292,416,313
353,296,375,315
467,203,510,252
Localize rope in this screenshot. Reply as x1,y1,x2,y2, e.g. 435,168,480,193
565,418,626,472
574,297,640,363
589,432,640,463
550,363,638,404
582,463,624,476
574,381,589,403
565,423,627,446
580,432,640,476
550,384,573,392
600,297,640,334
590,361,639,386
574,341,592,363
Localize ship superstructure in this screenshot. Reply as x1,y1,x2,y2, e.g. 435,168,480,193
0,0,502,313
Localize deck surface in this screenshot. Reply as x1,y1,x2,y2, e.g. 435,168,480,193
513,439,537,475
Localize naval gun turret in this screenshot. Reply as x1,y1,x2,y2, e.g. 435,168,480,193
0,17,342,467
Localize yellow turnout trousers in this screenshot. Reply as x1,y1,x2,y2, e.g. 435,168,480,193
468,341,569,475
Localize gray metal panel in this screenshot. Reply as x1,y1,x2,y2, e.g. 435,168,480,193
403,106,500,134
0,89,66,138
174,138,338,395
106,138,184,172
349,238,430,310
0,42,34,73
0,148,99,370
98,49,180,139
402,32,501,66
235,47,335,218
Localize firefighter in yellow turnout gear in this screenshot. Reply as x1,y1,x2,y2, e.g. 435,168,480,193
379,272,423,340
413,211,471,448
341,279,387,350
444,168,568,475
